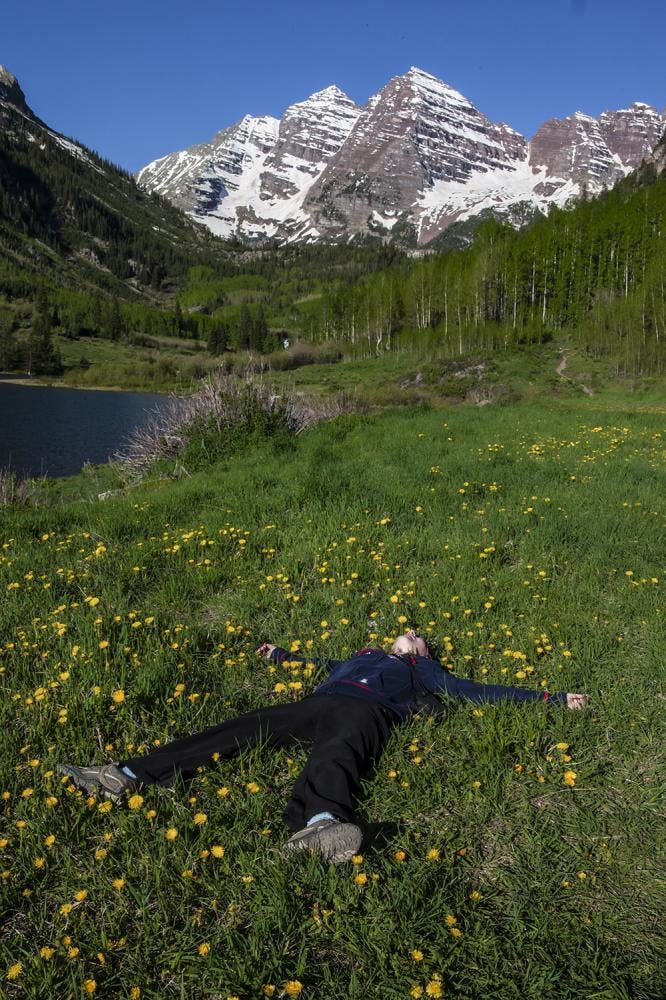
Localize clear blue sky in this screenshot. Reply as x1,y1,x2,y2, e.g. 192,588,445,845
4,0,665,173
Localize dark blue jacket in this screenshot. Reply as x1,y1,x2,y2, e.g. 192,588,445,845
269,646,567,720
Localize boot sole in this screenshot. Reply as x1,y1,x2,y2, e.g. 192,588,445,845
287,822,363,864
56,764,123,803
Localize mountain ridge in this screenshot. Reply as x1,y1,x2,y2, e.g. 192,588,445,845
136,66,665,246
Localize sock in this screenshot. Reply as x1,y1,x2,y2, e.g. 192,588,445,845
121,766,137,779
307,811,336,826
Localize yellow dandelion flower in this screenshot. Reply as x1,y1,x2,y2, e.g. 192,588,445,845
193,812,207,825
165,828,178,841
45,796,58,807
470,890,483,901
84,980,97,993
284,982,303,997
563,770,577,787
127,794,144,810
94,848,107,861
130,990,141,999
67,946,79,959
450,926,463,938
98,801,112,814
40,947,55,960
59,902,73,915
216,786,230,797
111,690,125,704
44,835,56,847
354,873,368,885
425,980,443,996
262,987,276,997
394,850,406,862
246,782,260,794
211,845,225,858
112,878,125,890
34,857,46,869
427,848,440,861
351,854,364,865
7,962,22,980
74,889,88,902
198,942,210,957
411,949,424,961
444,914,457,926
410,987,424,999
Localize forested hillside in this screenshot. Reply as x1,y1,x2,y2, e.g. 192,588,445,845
296,152,666,375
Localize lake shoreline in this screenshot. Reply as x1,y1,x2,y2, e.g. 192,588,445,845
0,374,174,394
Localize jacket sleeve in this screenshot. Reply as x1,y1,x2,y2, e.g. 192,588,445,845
433,669,567,706
268,646,345,673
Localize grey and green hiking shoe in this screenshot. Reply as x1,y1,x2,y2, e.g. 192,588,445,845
286,818,363,864
57,763,137,803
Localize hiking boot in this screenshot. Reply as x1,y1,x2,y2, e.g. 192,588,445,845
57,763,137,803
286,818,363,864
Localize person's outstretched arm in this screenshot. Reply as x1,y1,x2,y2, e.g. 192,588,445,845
255,642,345,673
433,669,589,709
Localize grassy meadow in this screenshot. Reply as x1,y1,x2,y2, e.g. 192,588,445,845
1,386,665,998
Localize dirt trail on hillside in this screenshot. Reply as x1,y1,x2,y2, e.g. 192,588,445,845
556,351,593,395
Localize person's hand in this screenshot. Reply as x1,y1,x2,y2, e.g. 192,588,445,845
255,642,277,659
566,692,590,710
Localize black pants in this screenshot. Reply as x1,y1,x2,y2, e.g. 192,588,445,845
120,694,394,832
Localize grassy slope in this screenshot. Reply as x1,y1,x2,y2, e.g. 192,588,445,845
31,337,662,399
0,392,664,998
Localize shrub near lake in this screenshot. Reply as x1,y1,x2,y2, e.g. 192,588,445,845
0,394,664,999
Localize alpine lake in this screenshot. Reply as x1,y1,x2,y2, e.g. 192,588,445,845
0,379,170,478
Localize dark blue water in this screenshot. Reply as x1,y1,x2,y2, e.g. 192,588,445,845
0,381,170,478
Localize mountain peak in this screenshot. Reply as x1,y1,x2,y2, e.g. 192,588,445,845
394,66,470,108
406,66,440,82
0,64,32,116
307,84,352,102
0,65,17,87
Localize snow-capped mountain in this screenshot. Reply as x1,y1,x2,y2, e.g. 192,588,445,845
136,67,665,246
137,87,361,242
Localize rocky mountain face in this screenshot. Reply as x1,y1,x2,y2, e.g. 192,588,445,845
140,68,663,246
304,68,527,241
0,66,37,121
654,132,666,174
137,87,362,241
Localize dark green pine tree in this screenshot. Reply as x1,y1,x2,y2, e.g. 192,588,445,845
250,305,268,351
107,297,123,341
173,300,185,337
238,303,252,349
207,323,227,356
28,292,63,375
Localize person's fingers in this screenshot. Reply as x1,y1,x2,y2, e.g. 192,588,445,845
566,692,590,709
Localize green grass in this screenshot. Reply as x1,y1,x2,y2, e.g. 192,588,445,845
1,393,665,998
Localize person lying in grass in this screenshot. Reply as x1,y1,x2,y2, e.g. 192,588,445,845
58,631,589,863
